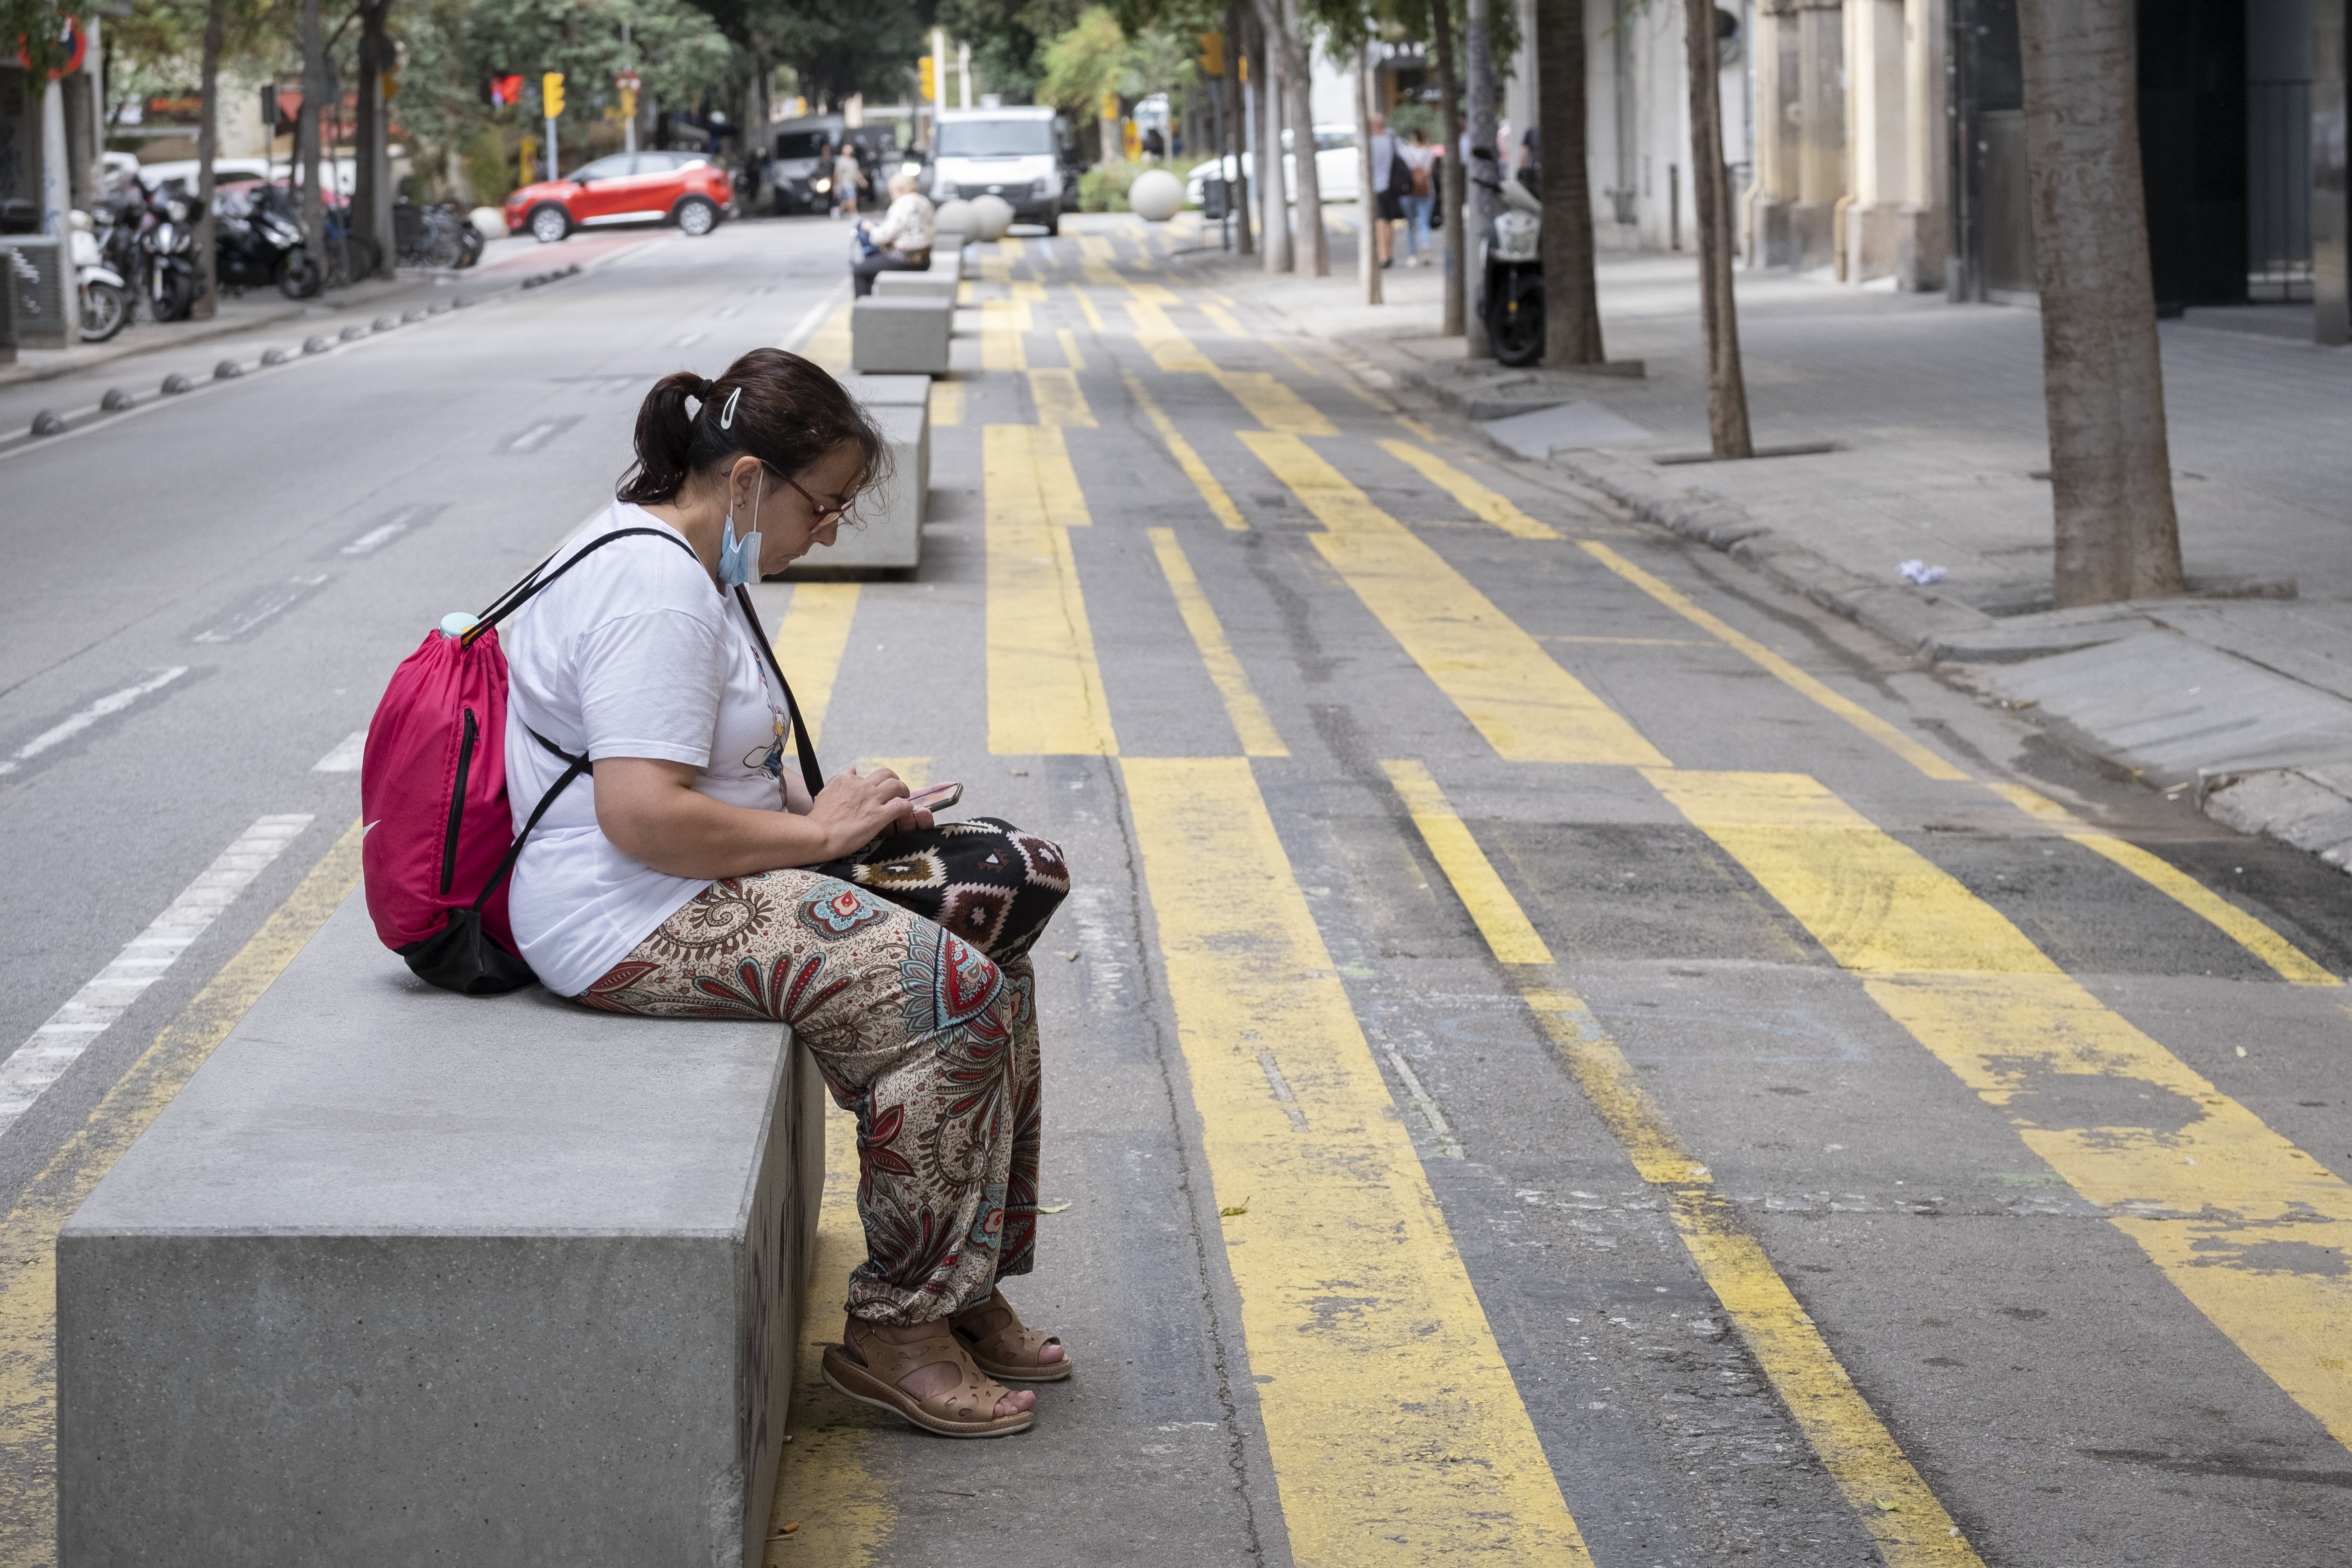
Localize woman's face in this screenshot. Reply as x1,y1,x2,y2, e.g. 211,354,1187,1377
752,441,867,571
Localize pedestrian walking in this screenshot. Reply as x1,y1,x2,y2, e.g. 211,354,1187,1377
1399,127,1437,266
1366,111,1405,268
830,145,863,220
849,170,936,296
497,349,1074,1438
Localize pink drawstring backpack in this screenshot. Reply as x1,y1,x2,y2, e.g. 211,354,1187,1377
358,528,693,993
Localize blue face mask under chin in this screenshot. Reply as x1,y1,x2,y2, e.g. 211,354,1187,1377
717,516,762,588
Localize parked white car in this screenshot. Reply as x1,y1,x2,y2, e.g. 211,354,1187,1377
1185,124,1359,206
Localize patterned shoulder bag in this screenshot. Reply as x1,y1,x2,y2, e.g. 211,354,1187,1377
731,585,1069,962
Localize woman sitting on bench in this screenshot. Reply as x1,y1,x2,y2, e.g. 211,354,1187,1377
499,349,1067,1438
851,170,936,295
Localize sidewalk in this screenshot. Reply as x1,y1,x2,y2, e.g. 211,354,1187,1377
0,272,431,390
1204,244,2352,871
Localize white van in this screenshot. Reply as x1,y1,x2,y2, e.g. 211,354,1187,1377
927,106,1071,234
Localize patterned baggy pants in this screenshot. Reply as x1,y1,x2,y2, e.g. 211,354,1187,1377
576,870,1039,1327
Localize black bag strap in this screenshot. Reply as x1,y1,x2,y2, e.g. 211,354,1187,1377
458,522,700,908
462,526,697,645
731,583,827,800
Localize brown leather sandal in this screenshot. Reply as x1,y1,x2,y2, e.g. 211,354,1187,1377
820,1316,1034,1438
949,1288,1074,1383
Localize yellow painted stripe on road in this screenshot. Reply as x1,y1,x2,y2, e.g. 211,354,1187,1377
0,819,363,1565
1214,371,1335,436
1123,757,1595,1566
984,425,1117,755
1522,991,1985,1565
1124,299,1218,374
1201,301,1245,336
1057,326,1087,371
1028,368,1097,428
1122,370,1245,531
1649,768,2352,1450
799,299,853,374
1073,287,1108,332
1147,529,1286,756
1243,432,1667,766
1987,782,2339,987
1580,540,1970,782
929,379,965,427
1380,776,1982,1562
1379,761,1552,962
981,298,1029,370
1078,235,1118,263
1378,440,1561,540
766,1098,890,1566
1265,342,1325,379
771,583,860,749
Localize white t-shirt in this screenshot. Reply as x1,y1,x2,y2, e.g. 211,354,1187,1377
500,504,791,997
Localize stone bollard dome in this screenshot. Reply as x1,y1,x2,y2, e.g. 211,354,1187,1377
933,198,978,240
1129,168,1183,222
470,207,508,240
969,194,1015,240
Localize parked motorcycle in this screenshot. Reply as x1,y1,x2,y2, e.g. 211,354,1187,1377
215,182,321,299
139,186,198,323
1471,148,1545,368
66,210,128,343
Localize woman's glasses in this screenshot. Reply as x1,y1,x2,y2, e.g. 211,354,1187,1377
784,472,853,526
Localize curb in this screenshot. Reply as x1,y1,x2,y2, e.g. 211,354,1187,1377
0,275,436,390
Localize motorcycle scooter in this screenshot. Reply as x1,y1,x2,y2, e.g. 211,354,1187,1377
1470,147,1545,368
67,211,128,342
215,182,321,299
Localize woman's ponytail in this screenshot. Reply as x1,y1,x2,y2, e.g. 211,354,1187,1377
618,371,715,504
614,351,887,510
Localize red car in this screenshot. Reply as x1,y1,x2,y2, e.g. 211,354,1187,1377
506,151,736,244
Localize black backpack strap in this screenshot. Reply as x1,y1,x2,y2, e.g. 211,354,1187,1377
732,584,827,800
463,525,699,645
470,728,589,913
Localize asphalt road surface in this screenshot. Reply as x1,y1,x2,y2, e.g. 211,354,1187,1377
1,212,2347,1568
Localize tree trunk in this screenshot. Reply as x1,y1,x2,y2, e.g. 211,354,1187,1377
192,0,227,319
1226,0,1254,254
1257,12,1291,270
1431,0,1466,335
1684,0,1752,457
1538,0,1603,364
353,0,393,278
2016,0,2182,605
1465,0,1498,355
1279,0,1326,274
298,0,325,257
1357,39,1381,303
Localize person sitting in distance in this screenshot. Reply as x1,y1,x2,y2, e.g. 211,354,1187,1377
851,170,934,295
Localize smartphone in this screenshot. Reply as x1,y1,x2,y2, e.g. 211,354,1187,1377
908,781,963,812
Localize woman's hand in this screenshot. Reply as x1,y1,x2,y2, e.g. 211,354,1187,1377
806,765,933,855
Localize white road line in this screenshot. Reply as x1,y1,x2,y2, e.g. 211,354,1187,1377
1384,1045,1466,1158
342,521,409,554
192,574,331,643
780,284,848,353
0,667,188,776
0,813,312,1135
507,421,562,452
312,730,368,772
673,331,706,347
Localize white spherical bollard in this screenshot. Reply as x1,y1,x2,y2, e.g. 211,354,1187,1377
933,198,977,241
1128,168,1183,222
970,194,1016,240
469,206,509,240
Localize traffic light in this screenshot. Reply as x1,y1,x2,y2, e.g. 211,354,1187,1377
919,56,936,102
1197,32,1223,77
542,71,565,118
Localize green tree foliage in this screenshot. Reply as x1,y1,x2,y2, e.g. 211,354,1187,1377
733,0,926,112
931,0,1083,103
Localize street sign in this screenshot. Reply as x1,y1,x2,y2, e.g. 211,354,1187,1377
489,73,523,107
615,70,640,91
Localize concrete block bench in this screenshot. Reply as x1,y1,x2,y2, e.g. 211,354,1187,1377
839,372,935,498
851,294,951,376
57,892,823,1568
872,268,958,301
787,398,926,574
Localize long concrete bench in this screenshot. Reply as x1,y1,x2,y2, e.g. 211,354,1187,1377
840,372,935,496
851,294,951,375
57,891,823,1567
871,268,957,301
787,397,925,573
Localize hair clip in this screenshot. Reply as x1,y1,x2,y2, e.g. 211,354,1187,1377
721,387,742,430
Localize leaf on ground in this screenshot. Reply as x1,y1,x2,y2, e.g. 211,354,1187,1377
1874,1500,1899,1513
1219,1196,1251,1217
1064,949,1080,962
1037,1201,1072,1213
